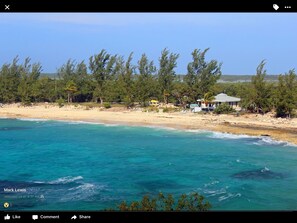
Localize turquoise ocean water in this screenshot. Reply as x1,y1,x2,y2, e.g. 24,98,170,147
0,118,297,210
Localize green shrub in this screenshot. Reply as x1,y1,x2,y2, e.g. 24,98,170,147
115,192,211,211
103,102,111,109
214,103,235,114
56,98,64,108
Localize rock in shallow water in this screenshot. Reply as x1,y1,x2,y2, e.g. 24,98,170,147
231,168,284,180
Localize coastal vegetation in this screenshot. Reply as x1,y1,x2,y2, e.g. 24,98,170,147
116,192,211,211
0,49,296,118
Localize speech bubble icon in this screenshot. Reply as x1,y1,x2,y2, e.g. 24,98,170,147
32,215,38,220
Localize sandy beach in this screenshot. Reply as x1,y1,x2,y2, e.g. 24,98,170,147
1,103,297,145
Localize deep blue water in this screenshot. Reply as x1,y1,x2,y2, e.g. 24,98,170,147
0,118,297,210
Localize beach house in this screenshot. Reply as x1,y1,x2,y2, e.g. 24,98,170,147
193,93,241,112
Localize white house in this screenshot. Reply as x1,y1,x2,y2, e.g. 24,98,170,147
194,93,241,112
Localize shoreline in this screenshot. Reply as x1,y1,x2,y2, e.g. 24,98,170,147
1,103,297,145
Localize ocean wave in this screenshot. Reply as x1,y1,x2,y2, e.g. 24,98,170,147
57,120,102,125
253,137,296,147
34,176,83,185
209,132,296,147
218,193,241,202
185,129,211,134
204,180,220,188
104,123,120,127
261,167,270,172
68,183,96,191
60,120,120,127
200,183,242,202
203,188,226,197
61,183,105,202
17,118,49,122
209,132,257,140
145,125,176,131
49,176,83,184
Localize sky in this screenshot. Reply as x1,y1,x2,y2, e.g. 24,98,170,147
0,13,296,75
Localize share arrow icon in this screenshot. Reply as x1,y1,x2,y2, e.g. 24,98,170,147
71,215,77,220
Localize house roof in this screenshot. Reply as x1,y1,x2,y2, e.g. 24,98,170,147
197,93,241,103
213,93,241,102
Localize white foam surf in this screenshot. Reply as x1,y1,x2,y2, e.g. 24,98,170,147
145,125,176,131
218,193,241,202
253,136,297,147
34,176,83,185
210,132,257,140
61,183,106,202
261,167,270,172
209,132,296,147
17,118,49,122
49,176,83,184
185,129,211,134
204,180,220,188
68,183,96,191
203,188,226,197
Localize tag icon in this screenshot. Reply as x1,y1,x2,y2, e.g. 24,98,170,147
273,4,279,10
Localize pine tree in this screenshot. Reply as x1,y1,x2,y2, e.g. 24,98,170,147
276,69,297,118
250,60,272,113
185,48,222,100
157,48,179,104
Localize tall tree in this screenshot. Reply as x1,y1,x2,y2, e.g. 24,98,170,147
185,48,222,100
57,59,77,100
250,60,272,113
89,49,117,104
172,81,190,108
135,54,157,105
157,48,179,104
276,69,297,118
74,61,93,102
0,57,22,103
32,76,56,102
18,58,42,104
118,53,135,107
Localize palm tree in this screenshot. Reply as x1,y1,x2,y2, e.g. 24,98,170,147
203,92,215,111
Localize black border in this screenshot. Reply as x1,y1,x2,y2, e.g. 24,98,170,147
1,1,297,222
1,211,297,223
0,0,296,12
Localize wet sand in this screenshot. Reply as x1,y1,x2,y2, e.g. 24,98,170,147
1,103,297,145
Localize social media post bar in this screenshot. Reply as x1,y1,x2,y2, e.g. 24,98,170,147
0,0,296,12
2,212,92,222
2,211,297,223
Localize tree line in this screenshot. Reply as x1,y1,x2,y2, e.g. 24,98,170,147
0,48,296,117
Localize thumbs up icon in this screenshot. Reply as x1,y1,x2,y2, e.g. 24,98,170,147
4,214,11,220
